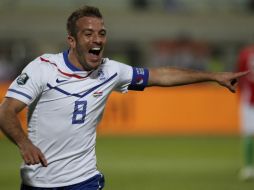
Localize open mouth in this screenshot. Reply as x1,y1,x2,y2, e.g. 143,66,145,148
88,47,102,56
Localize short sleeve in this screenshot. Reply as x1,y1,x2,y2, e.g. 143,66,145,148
5,57,48,105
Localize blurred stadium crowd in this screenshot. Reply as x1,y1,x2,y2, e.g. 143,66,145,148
0,0,254,81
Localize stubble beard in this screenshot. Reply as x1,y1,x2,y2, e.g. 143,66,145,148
75,43,92,71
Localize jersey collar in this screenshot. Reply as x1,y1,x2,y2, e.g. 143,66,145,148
63,50,83,72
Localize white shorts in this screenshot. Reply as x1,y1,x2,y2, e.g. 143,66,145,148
240,102,254,135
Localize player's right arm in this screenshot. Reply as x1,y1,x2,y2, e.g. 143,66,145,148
0,97,47,167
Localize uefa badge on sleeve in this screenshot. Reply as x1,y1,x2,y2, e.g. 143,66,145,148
17,73,29,85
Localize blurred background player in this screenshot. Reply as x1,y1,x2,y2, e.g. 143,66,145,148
237,44,254,180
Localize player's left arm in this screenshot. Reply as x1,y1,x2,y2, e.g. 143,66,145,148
147,67,249,93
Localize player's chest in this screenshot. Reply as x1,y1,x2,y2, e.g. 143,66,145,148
42,71,117,102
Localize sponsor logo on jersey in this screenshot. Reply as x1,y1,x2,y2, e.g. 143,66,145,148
56,78,68,83
17,73,29,85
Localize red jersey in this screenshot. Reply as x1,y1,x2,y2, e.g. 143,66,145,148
237,45,254,105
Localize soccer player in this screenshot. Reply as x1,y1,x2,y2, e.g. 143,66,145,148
237,44,254,180
0,5,249,190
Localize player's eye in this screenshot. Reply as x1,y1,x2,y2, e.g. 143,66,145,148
100,30,106,37
84,32,92,37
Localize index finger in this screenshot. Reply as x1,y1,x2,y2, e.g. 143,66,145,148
38,152,48,167
234,70,250,78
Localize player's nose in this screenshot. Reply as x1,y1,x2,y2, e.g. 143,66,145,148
92,34,103,44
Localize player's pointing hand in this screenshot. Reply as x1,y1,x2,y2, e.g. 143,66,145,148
215,70,249,93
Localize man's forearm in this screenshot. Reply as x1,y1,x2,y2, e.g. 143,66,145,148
0,107,29,148
0,99,48,167
148,67,216,87
147,67,248,93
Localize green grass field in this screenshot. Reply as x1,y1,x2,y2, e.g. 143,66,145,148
0,136,253,190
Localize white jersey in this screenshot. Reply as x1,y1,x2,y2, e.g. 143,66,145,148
6,51,149,187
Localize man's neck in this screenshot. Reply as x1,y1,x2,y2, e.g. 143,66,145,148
68,49,86,71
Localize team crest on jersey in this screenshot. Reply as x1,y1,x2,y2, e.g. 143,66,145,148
97,69,107,81
17,73,29,85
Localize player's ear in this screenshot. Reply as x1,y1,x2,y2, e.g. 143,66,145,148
67,35,76,48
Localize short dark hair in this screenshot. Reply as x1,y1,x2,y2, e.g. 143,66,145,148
67,5,103,37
